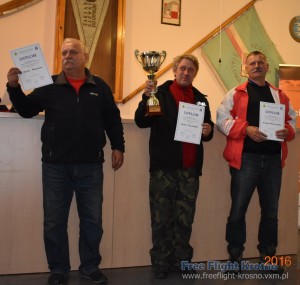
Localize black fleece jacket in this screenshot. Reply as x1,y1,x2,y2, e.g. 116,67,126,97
135,80,214,176
7,69,125,163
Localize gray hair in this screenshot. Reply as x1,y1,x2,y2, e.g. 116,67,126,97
246,50,267,61
62,38,88,55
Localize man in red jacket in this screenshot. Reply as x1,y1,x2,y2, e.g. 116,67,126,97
216,51,296,274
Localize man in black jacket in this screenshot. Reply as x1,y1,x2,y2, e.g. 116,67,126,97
7,38,124,285
135,54,214,279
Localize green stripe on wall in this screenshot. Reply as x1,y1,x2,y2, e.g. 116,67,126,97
202,7,284,91
233,7,284,86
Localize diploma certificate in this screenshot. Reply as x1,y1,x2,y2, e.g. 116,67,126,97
10,43,53,91
174,102,205,144
259,102,285,141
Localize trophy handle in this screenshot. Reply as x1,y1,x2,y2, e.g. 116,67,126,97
160,50,167,65
134,49,142,65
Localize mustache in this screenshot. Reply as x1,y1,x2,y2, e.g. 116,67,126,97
252,68,262,72
63,59,75,65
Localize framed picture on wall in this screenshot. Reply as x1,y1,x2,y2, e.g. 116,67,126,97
161,0,181,26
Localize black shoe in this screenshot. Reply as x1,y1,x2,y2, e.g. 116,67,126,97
226,247,243,275
80,269,108,284
168,260,197,274
268,264,286,276
48,273,66,285
225,267,241,276
169,264,181,273
153,267,169,279
258,245,276,259
169,264,196,275
225,259,241,276
259,255,286,276
229,247,243,262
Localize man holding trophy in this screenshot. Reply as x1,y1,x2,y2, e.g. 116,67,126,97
135,53,214,279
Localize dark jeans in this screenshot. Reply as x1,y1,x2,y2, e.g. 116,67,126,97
42,162,104,274
149,168,199,267
226,153,282,256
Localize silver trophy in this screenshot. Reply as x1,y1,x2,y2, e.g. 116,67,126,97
134,50,167,116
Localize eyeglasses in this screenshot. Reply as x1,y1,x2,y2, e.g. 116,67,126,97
61,50,79,57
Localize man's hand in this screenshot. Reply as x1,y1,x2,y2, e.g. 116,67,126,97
202,123,212,138
7,67,22,88
275,128,289,141
246,126,267,142
112,150,124,171
144,80,157,97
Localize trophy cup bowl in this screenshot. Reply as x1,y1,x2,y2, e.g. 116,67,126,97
134,50,167,116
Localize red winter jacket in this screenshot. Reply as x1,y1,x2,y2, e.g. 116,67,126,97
216,81,296,169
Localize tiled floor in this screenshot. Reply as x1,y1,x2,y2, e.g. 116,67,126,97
0,233,299,285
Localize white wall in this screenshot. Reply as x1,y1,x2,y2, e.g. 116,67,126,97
0,0,299,119
118,0,300,120
0,0,56,99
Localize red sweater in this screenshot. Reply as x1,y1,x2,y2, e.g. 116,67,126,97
170,80,197,168
67,77,86,94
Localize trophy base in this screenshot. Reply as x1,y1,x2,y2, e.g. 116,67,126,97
146,105,163,116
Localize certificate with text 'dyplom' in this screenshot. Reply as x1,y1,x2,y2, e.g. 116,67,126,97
10,43,53,91
259,101,285,141
174,102,205,145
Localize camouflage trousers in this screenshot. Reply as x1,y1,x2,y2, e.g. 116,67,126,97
149,168,199,267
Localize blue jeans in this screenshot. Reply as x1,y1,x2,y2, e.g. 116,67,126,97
42,162,104,274
226,153,282,255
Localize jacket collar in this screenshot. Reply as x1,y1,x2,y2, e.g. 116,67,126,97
54,68,97,85
159,80,206,98
235,80,280,92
